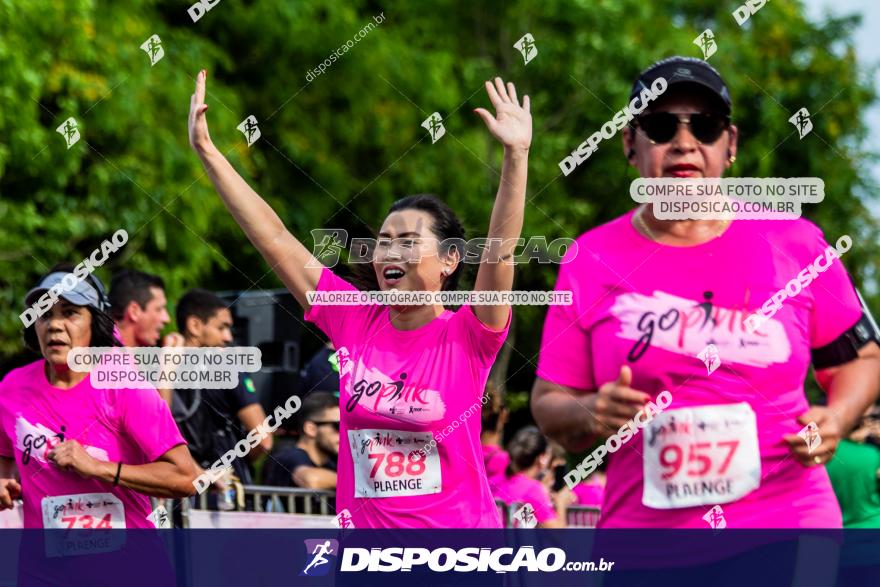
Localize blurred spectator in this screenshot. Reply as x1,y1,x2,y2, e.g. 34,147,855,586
480,382,509,481
171,288,272,486
263,391,338,490
545,441,576,515
109,269,172,346
572,470,606,509
301,342,340,393
110,269,181,404
826,404,880,528
490,426,563,528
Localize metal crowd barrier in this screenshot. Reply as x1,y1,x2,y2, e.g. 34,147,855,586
495,499,509,527
244,484,335,515
173,486,334,528
0,502,23,529
190,484,335,515
495,501,601,528
566,505,601,528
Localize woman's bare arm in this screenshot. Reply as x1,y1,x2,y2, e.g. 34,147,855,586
188,69,323,311
472,78,532,330
49,441,199,499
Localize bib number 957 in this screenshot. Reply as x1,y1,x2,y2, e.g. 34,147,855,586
658,440,739,479
642,403,760,509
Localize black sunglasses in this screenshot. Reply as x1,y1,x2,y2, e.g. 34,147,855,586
312,420,340,431
633,112,730,145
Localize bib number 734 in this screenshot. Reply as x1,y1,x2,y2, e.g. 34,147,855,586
60,513,115,529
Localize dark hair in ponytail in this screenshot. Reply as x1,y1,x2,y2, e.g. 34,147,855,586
481,381,507,432
505,426,547,478
351,194,467,291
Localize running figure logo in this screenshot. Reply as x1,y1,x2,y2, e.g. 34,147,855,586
56,117,80,149
333,508,355,529
513,503,537,528
421,112,445,144
237,115,261,147
788,108,813,139
693,29,717,60
147,505,171,528
513,33,538,65
300,539,339,577
306,228,348,268
797,421,822,454
139,34,164,66
702,505,727,530
697,344,721,375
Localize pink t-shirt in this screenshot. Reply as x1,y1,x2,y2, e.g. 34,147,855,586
537,211,861,528
305,268,510,528
490,473,556,524
573,481,604,508
0,360,186,528
482,443,510,480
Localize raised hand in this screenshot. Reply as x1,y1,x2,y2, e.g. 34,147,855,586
188,69,213,153
474,77,532,152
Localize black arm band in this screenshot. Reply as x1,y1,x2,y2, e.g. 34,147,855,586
113,462,122,487
811,312,880,370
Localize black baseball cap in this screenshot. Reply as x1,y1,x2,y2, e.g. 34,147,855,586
629,56,732,115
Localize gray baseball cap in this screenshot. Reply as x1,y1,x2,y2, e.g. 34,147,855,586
24,271,109,312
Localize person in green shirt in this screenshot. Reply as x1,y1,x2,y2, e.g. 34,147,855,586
826,405,880,528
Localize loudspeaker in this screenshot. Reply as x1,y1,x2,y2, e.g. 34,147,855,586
218,289,302,370
218,289,305,420
247,368,303,430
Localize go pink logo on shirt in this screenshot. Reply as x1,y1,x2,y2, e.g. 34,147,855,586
611,290,791,368
15,416,108,465
338,348,446,423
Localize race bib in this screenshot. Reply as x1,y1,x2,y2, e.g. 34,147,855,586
349,429,441,498
42,493,126,530
41,493,126,558
642,403,761,509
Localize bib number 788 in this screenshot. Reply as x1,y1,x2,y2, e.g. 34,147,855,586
368,451,426,478
659,440,739,479
349,429,441,498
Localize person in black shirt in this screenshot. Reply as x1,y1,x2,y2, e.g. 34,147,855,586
264,391,338,490
301,342,340,394
171,289,273,485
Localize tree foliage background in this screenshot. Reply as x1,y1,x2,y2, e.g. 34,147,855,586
1,0,878,400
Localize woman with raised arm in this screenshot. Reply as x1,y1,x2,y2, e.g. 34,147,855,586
188,70,531,528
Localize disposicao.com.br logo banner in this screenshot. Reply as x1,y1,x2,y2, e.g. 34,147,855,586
300,541,612,575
